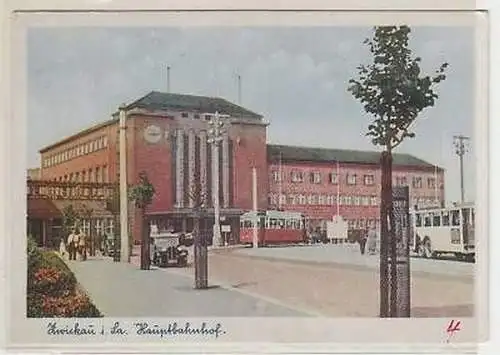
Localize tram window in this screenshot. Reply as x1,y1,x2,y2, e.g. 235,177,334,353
451,210,460,226
442,212,450,226
415,213,422,227
472,210,475,227
285,219,293,229
269,218,278,229
424,214,432,227
278,219,285,229
433,213,441,227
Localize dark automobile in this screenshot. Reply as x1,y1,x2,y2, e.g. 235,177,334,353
151,232,191,268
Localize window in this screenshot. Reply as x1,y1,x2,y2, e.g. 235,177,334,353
290,171,304,183
95,166,101,182
427,177,436,189
204,115,212,121
279,194,286,206
442,212,450,226
310,172,321,184
344,196,352,205
412,176,423,188
84,143,89,154
103,136,108,148
329,173,339,184
102,165,108,183
424,214,432,227
364,174,375,185
88,169,93,182
396,176,408,186
307,195,318,205
361,196,370,206
347,174,357,185
298,194,306,205
194,114,200,119
271,170,281,182
269,193,278,206
82,171,87,182
451,210,460,226
433,213,441,227
370,196,379,206
348,220,355,229
289,194,297,205
318,195,326,205
75,172,80,182
353,196,361,205
326,195,336,205
181,112,189,118
415,213,422,227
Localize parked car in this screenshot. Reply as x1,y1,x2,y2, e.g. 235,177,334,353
151,232,189,268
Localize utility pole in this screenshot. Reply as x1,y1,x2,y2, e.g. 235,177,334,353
167,65,171,93
237,74,242,105
453,135,470,204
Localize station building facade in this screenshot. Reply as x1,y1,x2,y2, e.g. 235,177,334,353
267,145,445,232
37,90,444,243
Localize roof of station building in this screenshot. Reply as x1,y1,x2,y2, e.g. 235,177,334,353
267,144,442,169
39,91,263,153
125,91,263,119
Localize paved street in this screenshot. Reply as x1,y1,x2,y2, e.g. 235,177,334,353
234,244,475,279
66,257,306,317
66,244,474,318
167,246,474,318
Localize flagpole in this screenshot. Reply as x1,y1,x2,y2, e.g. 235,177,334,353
278,152,283,210
336,160,340,216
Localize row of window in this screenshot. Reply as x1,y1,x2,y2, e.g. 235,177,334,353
269,193,441,209
80,218,115,236
52,165,109,183
43,136,109,168
272,170,437,189
268,194,380,207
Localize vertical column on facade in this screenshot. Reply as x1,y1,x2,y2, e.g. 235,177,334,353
222,134,230,208
188,129,196,208
176,129,185,208
199,130,208,208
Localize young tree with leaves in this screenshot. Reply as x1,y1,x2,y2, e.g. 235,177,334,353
347,26,448,317
129,171,156,270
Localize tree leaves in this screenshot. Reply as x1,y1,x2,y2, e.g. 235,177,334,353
347,25,448,151
128,171,156,209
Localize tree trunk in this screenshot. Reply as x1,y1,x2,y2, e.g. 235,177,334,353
140,207,150,270
379,150,392,317
194,213,208,289
113,213,120,262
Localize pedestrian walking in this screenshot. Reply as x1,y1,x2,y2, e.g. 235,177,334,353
59,237,67,259
67,229,78,261
358,231,368,255
367,227,378,255
78,232,87,261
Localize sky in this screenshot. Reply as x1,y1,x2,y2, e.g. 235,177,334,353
27,26,475,203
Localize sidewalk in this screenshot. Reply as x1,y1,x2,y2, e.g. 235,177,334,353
66,257,306,318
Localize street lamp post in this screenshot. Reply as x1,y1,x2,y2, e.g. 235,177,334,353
207,111,229,247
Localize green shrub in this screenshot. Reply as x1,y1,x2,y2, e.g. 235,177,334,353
26,237,102,318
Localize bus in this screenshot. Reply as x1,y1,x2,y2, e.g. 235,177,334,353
239,210,307,246
410,203,475,261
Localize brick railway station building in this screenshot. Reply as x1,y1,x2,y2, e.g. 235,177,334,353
36,91,444,244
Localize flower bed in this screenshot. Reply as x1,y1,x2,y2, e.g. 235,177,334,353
27,238,102,318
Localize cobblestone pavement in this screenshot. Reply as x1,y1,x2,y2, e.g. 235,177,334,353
165,247,474,318
66,257,307,317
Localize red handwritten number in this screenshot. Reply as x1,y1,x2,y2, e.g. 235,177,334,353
446,320,461,342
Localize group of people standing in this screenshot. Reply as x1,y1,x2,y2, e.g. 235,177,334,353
59,228,88,261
